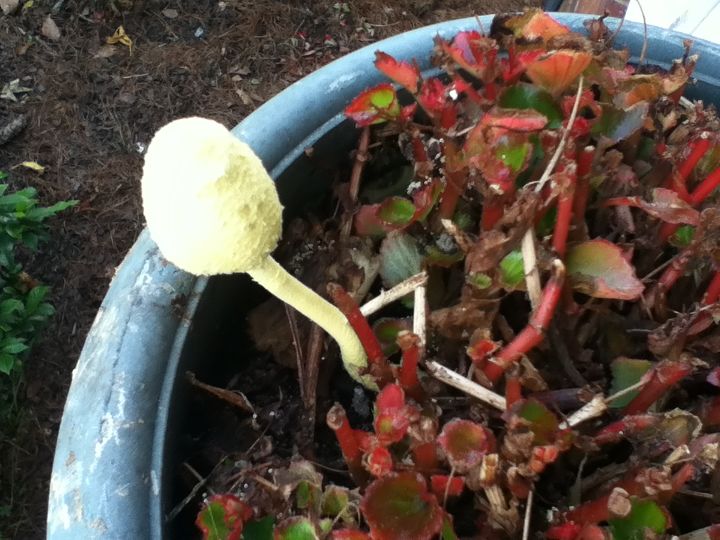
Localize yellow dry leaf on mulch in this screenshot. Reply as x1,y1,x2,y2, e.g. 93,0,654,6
106,26,133,53
19,161,45,174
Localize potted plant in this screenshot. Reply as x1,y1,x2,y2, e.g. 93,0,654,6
49,11,720,539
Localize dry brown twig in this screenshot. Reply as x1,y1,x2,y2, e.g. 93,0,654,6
425,360,507,411
359,271,428,316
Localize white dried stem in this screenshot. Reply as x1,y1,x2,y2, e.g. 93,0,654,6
521,77,585,310
440,218,474,252
413,284,427,350
560,394,606,429
359,271,428,317
521,230,542,309
522,490,534,540
425,361,507,411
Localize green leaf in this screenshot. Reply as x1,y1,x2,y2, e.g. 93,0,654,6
467,273,492,289
242,517,274,540
373,318,411,356
517,399,559,445
440,516,459,540
496,142,530,174
25,286,48,314
609,499,667,540
0,172,7,181
566,239,644,300
499,250,524,289
498,83,563,128
273,517,319,540
0,354,15,375
609,358,652,408
1,340,28,354
376,197,416,226
379,232,423,289
671,225,695,247
591,102,649,144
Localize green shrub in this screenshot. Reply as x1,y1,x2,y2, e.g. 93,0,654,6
0,173,76,376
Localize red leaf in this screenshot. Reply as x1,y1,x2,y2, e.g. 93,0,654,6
481,108,549,132
524,50,592,95
417,78,451,121
437,31,499,82
365,446,393,477
501,48,544,83
374,384,418,445
374,51,421,93
505,10,572,41
361,472,443,540
566,239,644,300
430,475,465,498
344,84,400,127
437,419,495,473
603,188,700,225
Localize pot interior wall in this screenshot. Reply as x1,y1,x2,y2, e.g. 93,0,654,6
158,116,359,537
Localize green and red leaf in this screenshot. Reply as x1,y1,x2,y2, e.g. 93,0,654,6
603,188,700,225
437,419,495,473
344,84,402,127
196,494,253,540
514,399,559,445
375,51,421,94
591,102,649,145
273,517,319,540
360,472,443,540
430,475,465,498
566,239,644,300
498,83,563,128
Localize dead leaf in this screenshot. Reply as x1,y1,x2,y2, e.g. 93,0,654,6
41,16,61,41
0,79,32,102
93,44,118,59
106,26,133,53
19,161,45,174
0,0,19,15
161,8,178,18
235,88,254,106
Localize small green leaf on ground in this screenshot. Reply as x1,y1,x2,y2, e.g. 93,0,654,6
609,357,652,408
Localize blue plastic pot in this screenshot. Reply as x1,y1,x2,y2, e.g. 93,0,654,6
48,14,720,539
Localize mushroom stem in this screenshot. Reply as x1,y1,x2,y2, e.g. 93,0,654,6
249,256,369,384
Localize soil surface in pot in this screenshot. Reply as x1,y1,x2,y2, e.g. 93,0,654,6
0,1,528,537
176,12,720,540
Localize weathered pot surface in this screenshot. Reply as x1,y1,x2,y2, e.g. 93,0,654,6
47,13,720,539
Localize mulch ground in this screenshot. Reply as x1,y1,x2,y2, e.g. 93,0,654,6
0,0,530,537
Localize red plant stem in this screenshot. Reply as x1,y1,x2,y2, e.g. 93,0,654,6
480,193,507,230
439,142,467,219
411,131,429,163
327,403,363,476
655,249,693,293
593,414,660,445
697,396,720,428
483,260,566,384
505,371,522,408
662,137,711,194
397,332,424,401
327,283,391,382
412,441,438,471
564,463,692,525
660,164,720,241
564,473,643,524
572,146,595,231
552,164,577,257
688,270,720,335
622,360,693,415
689,166,720,206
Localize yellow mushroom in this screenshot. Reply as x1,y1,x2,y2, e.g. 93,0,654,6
141,117,369,384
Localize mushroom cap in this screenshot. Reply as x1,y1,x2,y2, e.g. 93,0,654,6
141,117,283,275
